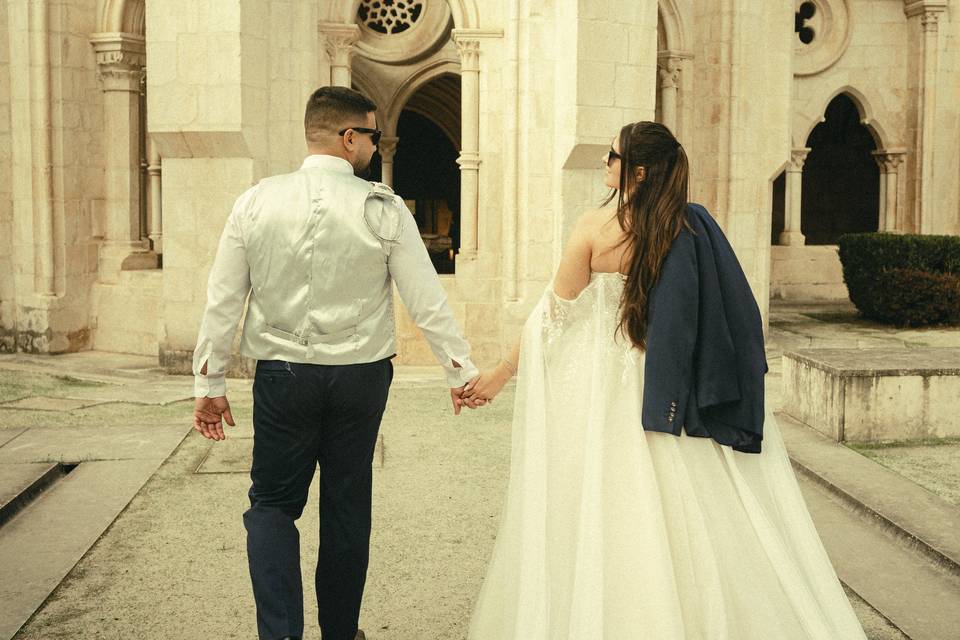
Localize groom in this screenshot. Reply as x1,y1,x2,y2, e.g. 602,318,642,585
191,86,481,640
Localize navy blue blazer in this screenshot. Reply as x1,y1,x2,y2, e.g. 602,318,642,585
641,203,767,453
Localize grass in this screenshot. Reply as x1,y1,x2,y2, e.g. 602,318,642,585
0,370,107,404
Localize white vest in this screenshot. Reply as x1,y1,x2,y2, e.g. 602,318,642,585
237,164,405,364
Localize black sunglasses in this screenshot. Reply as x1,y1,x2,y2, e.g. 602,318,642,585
605,146,622,167
338,126,382,146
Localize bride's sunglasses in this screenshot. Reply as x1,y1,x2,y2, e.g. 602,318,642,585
605,146,622,167
338,126,382,147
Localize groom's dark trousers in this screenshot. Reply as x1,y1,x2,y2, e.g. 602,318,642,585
243,357,393,640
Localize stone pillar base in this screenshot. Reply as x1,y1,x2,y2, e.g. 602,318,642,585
98,240,159,284
777,230,806,246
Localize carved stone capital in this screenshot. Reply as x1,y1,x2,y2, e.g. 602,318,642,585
96,66,145,92
920,10,941,31
788,147,811,171
658,63,681,90
453,37,481,72
319,23,360,66
378,136,399,162
90,32,146,92
872,149,907,173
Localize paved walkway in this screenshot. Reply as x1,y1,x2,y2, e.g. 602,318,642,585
0,299,957,639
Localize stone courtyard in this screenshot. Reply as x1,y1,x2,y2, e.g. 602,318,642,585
0,301,958,640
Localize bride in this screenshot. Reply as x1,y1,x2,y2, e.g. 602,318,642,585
461,122,868,639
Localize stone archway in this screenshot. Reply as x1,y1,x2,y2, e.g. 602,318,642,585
801,93,880,245
392,75,462,273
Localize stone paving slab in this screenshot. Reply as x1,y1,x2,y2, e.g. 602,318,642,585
0,462,58,511
0,424,192,463
56,384,194,406
195,437,253,474
0,429,26,448
1,397,110,412
0,459,168,640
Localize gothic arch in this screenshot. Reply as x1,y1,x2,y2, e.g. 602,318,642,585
384,59,462,142
96,0,144,35
349,66,390,119
797,86,891,150
657,0,688,52
321,0,479,30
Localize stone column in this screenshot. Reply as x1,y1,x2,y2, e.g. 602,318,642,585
779,147,810,246
453,32,481,259
873,150,906,233
657,52,688,138
872,151,888,232
378,136,399,188
319,23,360,88
147,136,163,254
904,1,947,234
90,33,157,281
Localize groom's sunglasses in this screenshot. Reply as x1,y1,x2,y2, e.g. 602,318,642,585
338,126,382,147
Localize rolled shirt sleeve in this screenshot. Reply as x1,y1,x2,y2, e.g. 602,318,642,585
192,186,256,397
387,203,479,388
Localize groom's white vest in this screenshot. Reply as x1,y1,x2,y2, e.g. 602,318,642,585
238,161,405,365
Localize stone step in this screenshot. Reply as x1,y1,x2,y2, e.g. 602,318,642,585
777,411,960,579
0,462,70,527
0,459,167,640
797,473,960,640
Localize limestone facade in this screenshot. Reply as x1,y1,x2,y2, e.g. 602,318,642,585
0,0,957,373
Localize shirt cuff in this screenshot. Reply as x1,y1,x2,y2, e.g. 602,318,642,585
445,359,479,388
194,374,226,398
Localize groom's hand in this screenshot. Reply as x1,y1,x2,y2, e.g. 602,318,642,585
451,386,486,415
194,396,235,441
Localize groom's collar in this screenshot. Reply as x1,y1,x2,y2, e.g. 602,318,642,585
301,154,353,174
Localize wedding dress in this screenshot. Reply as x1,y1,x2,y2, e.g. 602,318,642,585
468,271,867,640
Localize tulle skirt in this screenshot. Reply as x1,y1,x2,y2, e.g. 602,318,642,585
468,274,866,640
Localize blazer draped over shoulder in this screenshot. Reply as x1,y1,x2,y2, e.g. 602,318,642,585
641,203,768,453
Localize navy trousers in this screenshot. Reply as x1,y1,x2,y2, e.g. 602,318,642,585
243,357,393,640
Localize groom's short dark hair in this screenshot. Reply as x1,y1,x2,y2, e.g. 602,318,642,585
305,86,378,143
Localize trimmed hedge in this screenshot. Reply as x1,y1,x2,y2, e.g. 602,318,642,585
837,232,960,327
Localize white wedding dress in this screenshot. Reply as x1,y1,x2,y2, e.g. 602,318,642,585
468,272,867,640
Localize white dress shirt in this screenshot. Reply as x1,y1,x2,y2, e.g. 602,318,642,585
192,154,479,396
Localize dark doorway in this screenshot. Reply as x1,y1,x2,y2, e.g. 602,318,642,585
394,110,461,274
801,94,879,245
770,170,786,245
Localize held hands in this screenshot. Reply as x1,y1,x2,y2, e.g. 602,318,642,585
193,396,235,441
451,386,487,415
461,360,514,406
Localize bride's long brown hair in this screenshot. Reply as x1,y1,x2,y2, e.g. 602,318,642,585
603,121,690,351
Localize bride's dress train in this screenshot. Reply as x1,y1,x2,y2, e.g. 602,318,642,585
468,272,866,640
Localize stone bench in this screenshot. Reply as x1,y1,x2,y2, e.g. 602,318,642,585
781,348,960,442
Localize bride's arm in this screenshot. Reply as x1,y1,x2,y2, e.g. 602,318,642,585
552,211,595,300
462,213,595,402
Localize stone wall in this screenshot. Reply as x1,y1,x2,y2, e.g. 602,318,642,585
3,0,104,353
686,1,793,320
0,1,14,351
149,0,319,370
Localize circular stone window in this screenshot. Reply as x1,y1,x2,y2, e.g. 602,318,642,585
356,0,452,65
793,0,851,76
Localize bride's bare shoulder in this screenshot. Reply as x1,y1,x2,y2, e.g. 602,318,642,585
576,206,618,234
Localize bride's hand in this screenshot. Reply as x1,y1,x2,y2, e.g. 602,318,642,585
462,363,513,403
